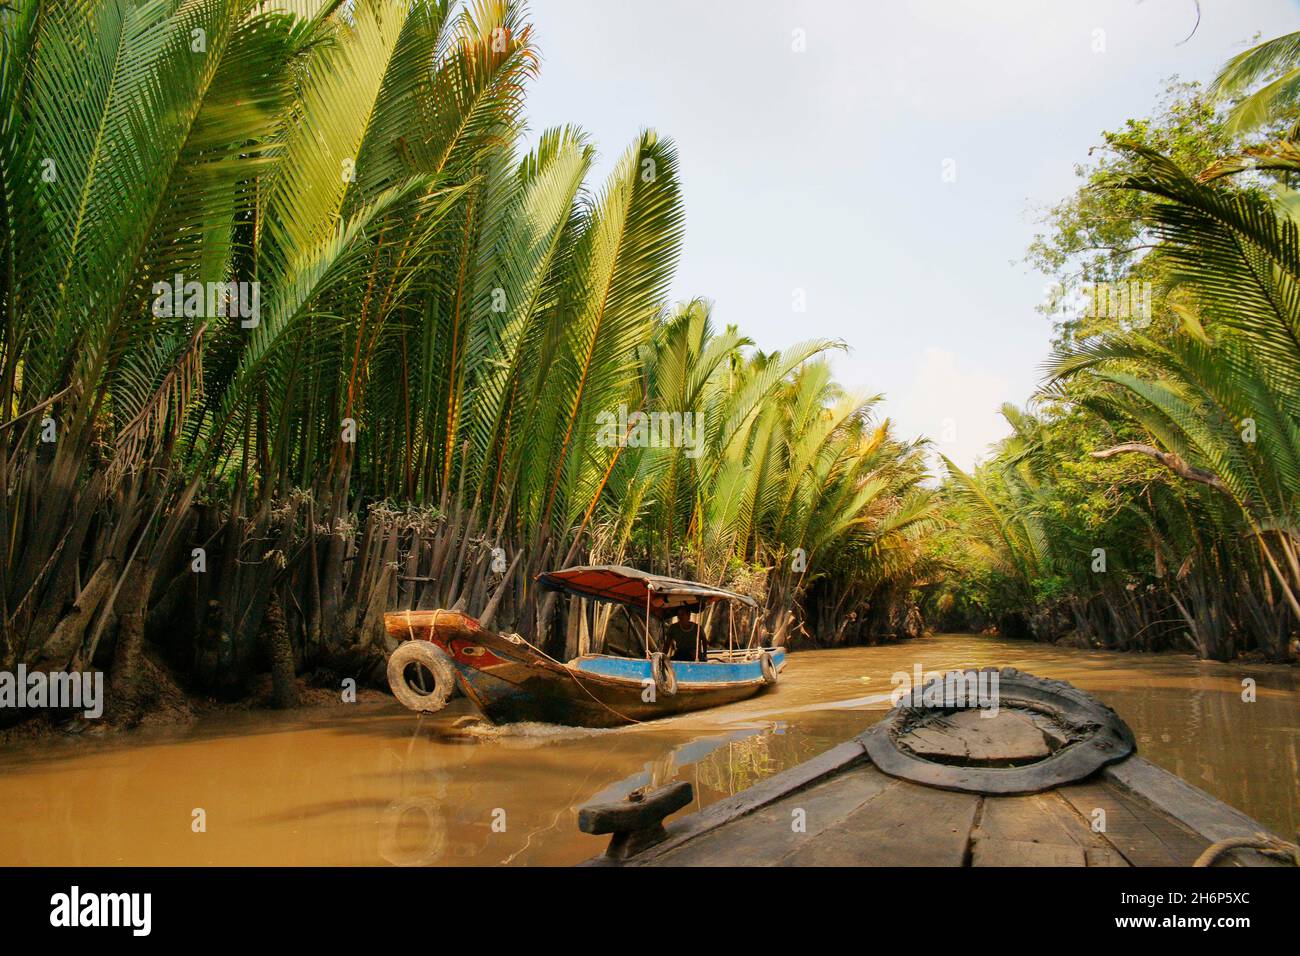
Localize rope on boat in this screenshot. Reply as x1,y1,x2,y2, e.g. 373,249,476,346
522,631,648,726
1193,832,1300,867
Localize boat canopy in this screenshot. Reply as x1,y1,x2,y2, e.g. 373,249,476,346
537,565,758,618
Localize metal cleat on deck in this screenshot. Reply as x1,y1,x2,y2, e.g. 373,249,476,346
578,781,694,862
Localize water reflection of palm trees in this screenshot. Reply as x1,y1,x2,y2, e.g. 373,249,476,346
584,724,834,823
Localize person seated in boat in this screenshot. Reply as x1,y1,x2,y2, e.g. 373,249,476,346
664,608,707,662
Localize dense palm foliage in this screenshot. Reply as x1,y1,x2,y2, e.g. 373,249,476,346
929,40,1300,662
1213,28,1300,136
0,0,936,721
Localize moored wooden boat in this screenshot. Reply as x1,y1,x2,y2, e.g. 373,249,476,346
575,668,1299,866
383,565,783,728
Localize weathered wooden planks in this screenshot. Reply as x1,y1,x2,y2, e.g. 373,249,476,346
903,710,1053,765
971,838,1085,867
970,792,1127,867
777,779,980,866
653,765,895,866
616,758,1281,867
1056,780,1210,866
977,794,1083,845
1103,757,1283,862
651,774,1164,867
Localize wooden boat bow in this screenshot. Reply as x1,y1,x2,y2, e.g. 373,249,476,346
576,668,1295,867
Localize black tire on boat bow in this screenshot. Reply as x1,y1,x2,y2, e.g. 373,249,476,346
858,667,1136,796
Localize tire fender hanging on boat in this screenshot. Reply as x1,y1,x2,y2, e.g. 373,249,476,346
387,640,458,713
760,650,779,684
650,652,678,697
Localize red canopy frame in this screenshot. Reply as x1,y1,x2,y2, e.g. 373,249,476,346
536,565,758,620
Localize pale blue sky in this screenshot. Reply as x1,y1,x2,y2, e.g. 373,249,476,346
519,0,1298,469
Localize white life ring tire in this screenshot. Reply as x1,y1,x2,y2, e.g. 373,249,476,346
387,640,457,713
760,650,779,685
650,652,678,697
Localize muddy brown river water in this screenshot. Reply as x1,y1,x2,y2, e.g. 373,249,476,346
0,634,1295,865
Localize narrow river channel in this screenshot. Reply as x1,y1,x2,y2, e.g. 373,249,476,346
1,634,1295,865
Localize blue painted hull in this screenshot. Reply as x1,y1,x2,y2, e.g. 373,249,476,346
570,652,785,686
